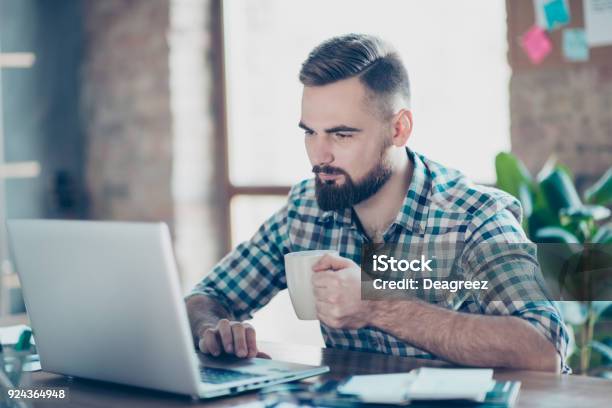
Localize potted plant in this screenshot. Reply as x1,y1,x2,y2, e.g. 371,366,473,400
495,152,612,375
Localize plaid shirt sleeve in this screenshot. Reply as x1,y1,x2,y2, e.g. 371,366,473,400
188,204,290,321
462,200,570,373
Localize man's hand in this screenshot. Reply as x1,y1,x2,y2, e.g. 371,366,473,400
197,319,259,358
311,254,372,329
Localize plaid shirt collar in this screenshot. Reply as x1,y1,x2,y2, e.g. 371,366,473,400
318,148,431,234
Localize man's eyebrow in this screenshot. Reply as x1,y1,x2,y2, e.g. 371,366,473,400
298,122,363,133
325,125,362,133
298,122,313,132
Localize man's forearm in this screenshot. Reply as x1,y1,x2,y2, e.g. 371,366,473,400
185,294,233,342
369,300,560,372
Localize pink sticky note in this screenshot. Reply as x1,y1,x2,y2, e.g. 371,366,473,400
522,26,552,64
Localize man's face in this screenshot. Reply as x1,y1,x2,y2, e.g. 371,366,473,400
300,76,393,211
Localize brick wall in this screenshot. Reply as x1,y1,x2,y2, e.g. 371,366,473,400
81,0,227,288
507,0,612,191
510,66,612,188
81,0,174,224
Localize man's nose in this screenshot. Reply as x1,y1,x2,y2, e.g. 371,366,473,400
308,134,334,165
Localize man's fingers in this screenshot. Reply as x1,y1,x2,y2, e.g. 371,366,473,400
198,320,257,359
217,319,234,354
198,337,208,354
315,299,337,318
231,323,248,358
200,329,221,356
245,324,258,358
312,254,351,272
313,285,335,301
312,271,339,288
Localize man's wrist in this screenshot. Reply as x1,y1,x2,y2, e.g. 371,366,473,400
366,300,383,326
366,299,419,329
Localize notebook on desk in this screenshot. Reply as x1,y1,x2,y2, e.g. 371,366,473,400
255,377,521,408
332,368,521,407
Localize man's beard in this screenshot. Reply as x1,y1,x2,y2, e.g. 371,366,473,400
313,145,393,211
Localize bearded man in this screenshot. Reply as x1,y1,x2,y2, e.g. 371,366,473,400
186,34,569,373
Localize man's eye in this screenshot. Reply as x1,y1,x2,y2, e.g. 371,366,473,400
335,133,352,138
304,130,314,136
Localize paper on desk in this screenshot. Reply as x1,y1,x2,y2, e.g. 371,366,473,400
0,324,34,345
22,359,41,372
337,372,416,404
409,368,495,402
338,368,494,404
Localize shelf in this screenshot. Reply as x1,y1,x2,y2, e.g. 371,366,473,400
0,52,36,68
0,161,41,179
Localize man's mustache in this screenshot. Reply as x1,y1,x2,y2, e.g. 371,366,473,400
312,165,348,176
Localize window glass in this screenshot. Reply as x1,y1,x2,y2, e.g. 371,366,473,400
230,195,286,245
223,0,510,185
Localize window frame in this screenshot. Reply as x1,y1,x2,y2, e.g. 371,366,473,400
216,1,291,253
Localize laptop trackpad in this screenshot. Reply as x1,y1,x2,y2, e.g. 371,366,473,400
197,353,289,374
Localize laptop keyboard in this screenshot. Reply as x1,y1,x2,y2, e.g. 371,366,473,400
200,367,265,384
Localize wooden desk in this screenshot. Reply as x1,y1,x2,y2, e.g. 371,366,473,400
5,341,611,407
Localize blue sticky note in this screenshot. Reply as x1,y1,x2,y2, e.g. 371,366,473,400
563,29,589,62
544,0,570,30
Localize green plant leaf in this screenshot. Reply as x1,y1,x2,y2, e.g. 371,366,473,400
536,155,559,182
557,246,612,300
556,163,574,181
539,168,583,216
560,205,611,222
592,226,612,244
495,153,534,200
519,183,534,220
584,168,612,206
558,207,605,241
536,156,574,187
534,226,581,243
590,340,612,364
591,301,612,319
527,207,560,239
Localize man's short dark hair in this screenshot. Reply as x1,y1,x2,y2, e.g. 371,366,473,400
299,34,411,117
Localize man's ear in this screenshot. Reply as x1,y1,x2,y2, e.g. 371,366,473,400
391,109,413,146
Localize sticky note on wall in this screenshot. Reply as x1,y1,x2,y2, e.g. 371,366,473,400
534,0,571,30
544,0,571,29
563,28,589,61
584,0,612,47
522,26,553,64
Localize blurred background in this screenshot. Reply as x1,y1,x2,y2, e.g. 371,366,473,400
0,0,611,375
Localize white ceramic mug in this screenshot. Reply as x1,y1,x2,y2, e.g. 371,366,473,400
284,249,339,320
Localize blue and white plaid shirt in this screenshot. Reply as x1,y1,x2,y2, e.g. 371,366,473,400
190,148,569,372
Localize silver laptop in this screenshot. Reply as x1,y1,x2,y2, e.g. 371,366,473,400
7,219,329,398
